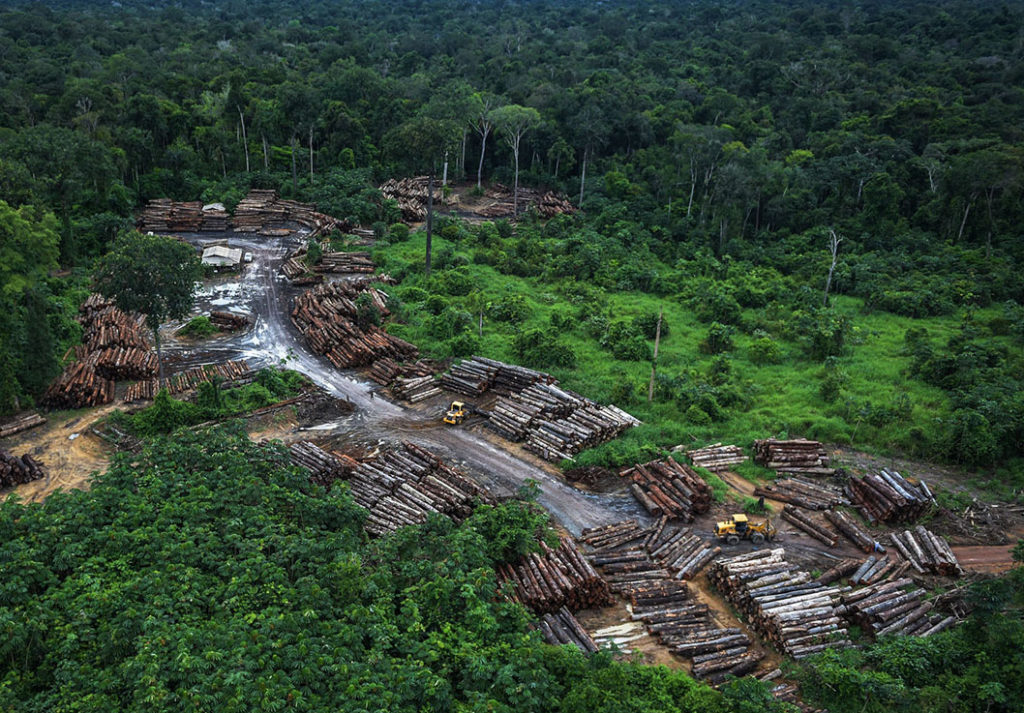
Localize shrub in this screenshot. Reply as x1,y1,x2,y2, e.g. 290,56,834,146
601,321,652,361
513,328,577,369
700,322,735,354
447,331,480,357
748,336,782,365
633,312,670,340
489,294,532,324
305,238,323,267
389,223,410,241
177,315,219,338
355,292,382,330
689,285,743,325
684,404,713,426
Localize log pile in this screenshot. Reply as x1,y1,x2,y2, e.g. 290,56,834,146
232,190,348,237
441,356,499,395
315,251,375,274
347,441,492,536
888,527,964,576
582,519,720,584
849,469,935,523
687,443,748,471
369,358,440,387
708,548,851,658
498,536,613,614
842,579,957,638
209,310,250,331
79,294,149,352
0,412,46,438
524,404,640,462
289,441,356,489
291,281,418,369
817,558,862,585
753,439,834,475
477,184,576,219
781,507,839,547
619,458,713,522
392,375,442,403
91,347,159,380
282,257,310,280
137,199,229,232
847,555,908,586
379,177,458,222
823,509,878,552
0,450,46,488
536,606,599,654
487,383,585,441
754,476,847,510
124,360,253,403
41,361,115,409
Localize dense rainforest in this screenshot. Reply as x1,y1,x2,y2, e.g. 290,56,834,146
1,1,1024,710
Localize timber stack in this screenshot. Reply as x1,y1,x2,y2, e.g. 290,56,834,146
498,536,613,614
137,199,229,232
687,443,748,471
536,606,599,654
42,361,115,409
523,403,640,462
379,177,458,223
288,441,357,489
754,476,847,510
582,518,720,584
487,383,586,441
346,441,492,536
824,509,877,552
124,360,252,403
753,439,834,476
209,311,250,331
619,458,713,522
291,281,418,368
849,469,935,523
842,579,958,638
888,527,964,576
233,190,348,237
0,450,46,488
817,558,862,585
780,507,839,547
847,554,908,585
477,184,576,219
316,251,375,274
442,356,554,397
0,412,46,438
392,375,442,403
708,548,851,659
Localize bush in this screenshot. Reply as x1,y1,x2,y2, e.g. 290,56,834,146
389,223,410,241
601,321,652,361
633,312,669,340
513,328,577,369
700,322,735,354
489,294,532,324
177,315,219,338
684,404,713,426
355,292,382,330
689,285,743,325
447,331,480,357
748,335,782,365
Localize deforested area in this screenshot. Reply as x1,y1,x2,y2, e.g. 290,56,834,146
1,1,1023,712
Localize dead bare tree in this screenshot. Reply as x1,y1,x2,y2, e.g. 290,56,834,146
824,229,842,307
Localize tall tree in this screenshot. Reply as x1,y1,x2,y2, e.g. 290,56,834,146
489,104,541,216
93,232,201,387
471,93,501,189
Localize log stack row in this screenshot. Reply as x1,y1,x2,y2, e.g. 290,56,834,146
888,527,964,576
379,177,458,222
619,458,713,522
291,281,418,369
124,360,252,403
316,251,375,273
209,311,250,331
754,476,847,510
368,358,440,387
347,441,493,536
708,548,851,659
41,361,115,409
824,509,878,552
498,536,613,614
79,295,150,352
753,439,834,476
847,555,909,585
842,579,957,639
687,443,748,472
476,184,576,220
233,190,347,237
780,507,839,547
0,450,46,488
582,519,720,585
849,469,935,523
137,199,229,232
90,347,159,381
392,375,443,403
487,383,586,441
536,606,599,654
524,404,640,462
0,412,46,438
289,441,357,489
442,355,554,397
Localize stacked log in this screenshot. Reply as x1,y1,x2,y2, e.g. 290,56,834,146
92,347,159,380
842,580,957,638
754,476,848,510
291,282,418,369
847,554,908,586
233,190,347,237
824,509,878,553
537,606,599,653
476,184,576,219
753,439,834,475
137,199,229,232
780,507,839,547
619,458,713,522
889,527,964,576
0,412,46,438
0,450,46,488
581,520,651,553
209,311,250,331
392,375,442,403
708,548,851,658
282,257,310,280
524,404,640,462
41,361,115,409
487,382,584,441
441,356,499,395
124,360,253,403
849,469,934,523
289,441,356,489
367,358,402,385
379,177,458,222
498,536,613,614
347,441,493,536
583,519,720,584
817,558,862,585
316,251,375,274
687,443,748,472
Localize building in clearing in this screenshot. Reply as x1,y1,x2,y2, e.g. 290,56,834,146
201,245,243,268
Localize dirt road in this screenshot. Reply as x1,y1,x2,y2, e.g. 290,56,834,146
166,234,648,535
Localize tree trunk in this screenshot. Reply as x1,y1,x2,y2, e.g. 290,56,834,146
554,154,560,178
425,172,434,277
309,126,314,181
648,307,663,403
956,201,972,244
578,147,588,207
237,105,250,173
460,129,467,179
824,229,842,307
290,136,297,196
262,134,269,170
687,161,697,217
443,151,449,186
154,325,164,390
512,141,520,216
477,126,491,189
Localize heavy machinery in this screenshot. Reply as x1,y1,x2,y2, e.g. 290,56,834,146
714,513,777,545
443,401,469,425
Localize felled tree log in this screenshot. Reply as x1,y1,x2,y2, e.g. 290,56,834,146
0,450,47,488
0,412,46,438
687,443,748,471
849,469,934,523
753,438,834,475
824,509,877,552
619,458,713,522
755,476,847,510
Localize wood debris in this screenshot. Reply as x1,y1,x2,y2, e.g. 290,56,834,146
291,281,417,369
124,360,252,403
849,469,935,524
708,548,851,659
477,183,576,220
536,606,599,654
379,177,458,222
0,412,46,438
753,438,834,476
619,458,713,522
0,450,46,488
498,536,613,614
754,476,848,510
233,189,348,238
687,443,748,471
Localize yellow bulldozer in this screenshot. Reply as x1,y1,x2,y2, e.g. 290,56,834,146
714,513,777,545
443,401,469,425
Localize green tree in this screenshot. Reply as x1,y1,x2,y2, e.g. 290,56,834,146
93,232,202,386
489,104,542,216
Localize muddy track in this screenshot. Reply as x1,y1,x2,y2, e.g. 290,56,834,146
166,235,648,535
